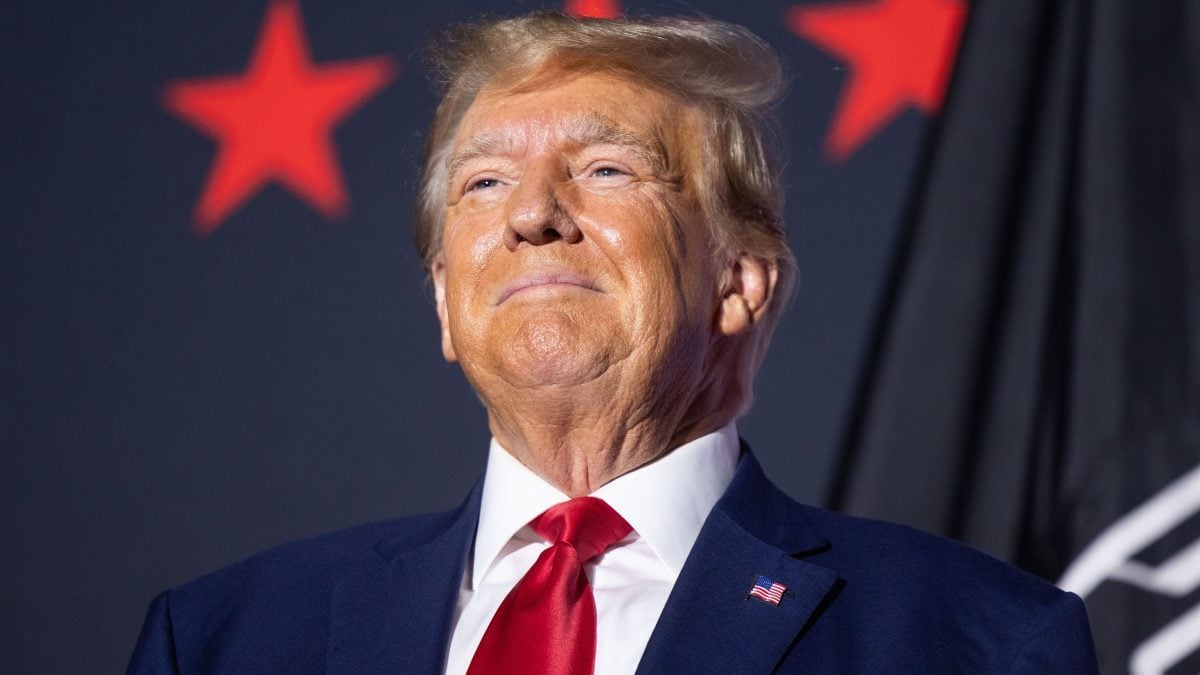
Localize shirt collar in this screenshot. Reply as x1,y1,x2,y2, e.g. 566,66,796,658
472,422,740,589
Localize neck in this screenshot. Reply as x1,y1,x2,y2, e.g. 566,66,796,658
483,364,742,496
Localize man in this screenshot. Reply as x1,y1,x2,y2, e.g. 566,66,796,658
129,13,1098,673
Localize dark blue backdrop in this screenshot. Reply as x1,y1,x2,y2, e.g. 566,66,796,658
3,1,938,671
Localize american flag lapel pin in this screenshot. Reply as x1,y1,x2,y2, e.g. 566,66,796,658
746,574,791,606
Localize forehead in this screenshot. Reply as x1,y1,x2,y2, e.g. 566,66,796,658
450,71,694,156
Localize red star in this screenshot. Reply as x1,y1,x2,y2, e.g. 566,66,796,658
788,0,967,161
565,0,621,19
164,0,395,236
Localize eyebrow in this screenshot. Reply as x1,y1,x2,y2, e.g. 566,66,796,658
445,113,668,179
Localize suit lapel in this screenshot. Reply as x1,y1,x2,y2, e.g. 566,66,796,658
326,481,482,674
637,450,840,674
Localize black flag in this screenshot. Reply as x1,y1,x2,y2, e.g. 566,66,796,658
830,1,1200,672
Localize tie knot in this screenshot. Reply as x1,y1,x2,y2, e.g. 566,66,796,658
530,497,632,563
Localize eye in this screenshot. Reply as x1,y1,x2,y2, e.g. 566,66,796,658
591,166,627,178
467,177,502,191
576,161,635,191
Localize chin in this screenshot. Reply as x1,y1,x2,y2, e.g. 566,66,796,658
495,311,617,387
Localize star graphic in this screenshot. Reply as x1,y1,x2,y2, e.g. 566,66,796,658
565,0,622,19
788,0,967,161
164,0,395,236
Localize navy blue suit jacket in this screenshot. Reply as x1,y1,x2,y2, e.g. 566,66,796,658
129,450,1098,673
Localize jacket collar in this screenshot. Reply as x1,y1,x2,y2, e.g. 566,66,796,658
636,446,841,673
326,479,482,673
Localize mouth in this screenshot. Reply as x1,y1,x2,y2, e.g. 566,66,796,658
494,271,602,305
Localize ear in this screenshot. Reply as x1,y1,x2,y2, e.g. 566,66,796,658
431,255,458,363
717,254,777,337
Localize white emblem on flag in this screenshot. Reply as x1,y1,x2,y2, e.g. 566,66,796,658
1059,462,1200,675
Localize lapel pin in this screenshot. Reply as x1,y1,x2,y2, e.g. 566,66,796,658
746,574,791,606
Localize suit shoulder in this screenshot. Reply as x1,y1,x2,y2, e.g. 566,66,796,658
168,509,447,617
131,508,465,673
794,504,1095,670
801,503,1064,603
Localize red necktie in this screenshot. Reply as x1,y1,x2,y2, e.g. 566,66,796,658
467,496,633,675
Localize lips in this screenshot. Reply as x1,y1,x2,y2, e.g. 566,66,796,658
494,271,601,305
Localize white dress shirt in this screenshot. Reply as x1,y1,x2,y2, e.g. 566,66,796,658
444,423,741,675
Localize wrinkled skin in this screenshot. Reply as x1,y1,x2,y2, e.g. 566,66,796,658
433,71,775,495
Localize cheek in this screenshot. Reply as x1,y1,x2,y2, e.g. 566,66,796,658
590,197,710,333
630,205,698,291
466,228,503,276
634,202,717,323
586,190,689,272
442,215,505,298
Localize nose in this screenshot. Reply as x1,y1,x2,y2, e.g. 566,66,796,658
503,169,582,250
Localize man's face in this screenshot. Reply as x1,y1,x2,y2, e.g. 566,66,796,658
434,71,719,400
